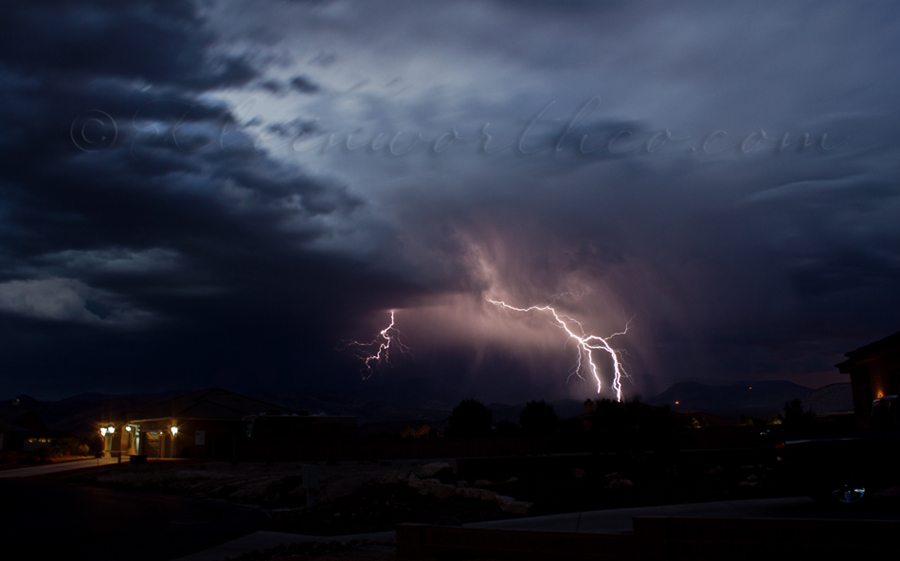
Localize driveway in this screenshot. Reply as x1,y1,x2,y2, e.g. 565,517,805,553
0,457,119,478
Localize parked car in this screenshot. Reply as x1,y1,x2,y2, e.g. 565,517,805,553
769,395,900,505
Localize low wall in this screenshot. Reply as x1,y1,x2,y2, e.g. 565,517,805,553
398,517,900,560
397,524,634,561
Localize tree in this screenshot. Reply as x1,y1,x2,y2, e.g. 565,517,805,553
446,399,492,438
587,397,680,452
493,420,522,438
519,400,558,436
783,398,816,430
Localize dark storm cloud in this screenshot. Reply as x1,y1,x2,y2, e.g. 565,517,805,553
0,0,257,90
289,75,320,94
3,0,900,401
0,0,436,397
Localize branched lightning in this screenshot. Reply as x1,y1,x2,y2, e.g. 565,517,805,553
341,311,411,378
486,296,630,401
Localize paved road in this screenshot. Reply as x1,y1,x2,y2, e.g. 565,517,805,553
0,457,120,478
0,478,268,561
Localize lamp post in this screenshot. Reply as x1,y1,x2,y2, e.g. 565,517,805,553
98,427,107,463
169,425,178,458
107,425,117,461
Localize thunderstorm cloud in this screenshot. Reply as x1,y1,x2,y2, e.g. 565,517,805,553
1,0,898,400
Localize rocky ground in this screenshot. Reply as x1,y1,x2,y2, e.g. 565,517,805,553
57,455,789,539
61,459,418,507
268,481,513,535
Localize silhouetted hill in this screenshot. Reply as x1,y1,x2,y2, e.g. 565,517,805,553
647,380,813,420
6,379,810,440
250,380,459,427
5,391,183,438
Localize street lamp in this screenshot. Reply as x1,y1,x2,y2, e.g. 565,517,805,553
169,425,178,458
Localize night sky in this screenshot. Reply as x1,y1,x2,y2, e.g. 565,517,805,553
2,1,899,401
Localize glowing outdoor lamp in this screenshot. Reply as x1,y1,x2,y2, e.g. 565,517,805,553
125,426,132,432
107,425,115,434
168,424,179,458
100,427,108,436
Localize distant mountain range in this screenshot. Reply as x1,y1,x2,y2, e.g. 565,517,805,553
7,391,183,438
645,380,813,420
4,379,814,438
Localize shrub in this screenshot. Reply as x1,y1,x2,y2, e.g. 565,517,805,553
519,400,558,436
446,399,492,438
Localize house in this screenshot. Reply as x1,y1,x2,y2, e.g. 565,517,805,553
100,388,355,459
836,330,900,427
0,399,55,453
801,382,855,427
400,418,442,438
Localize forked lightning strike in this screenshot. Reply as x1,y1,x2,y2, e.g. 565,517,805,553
487,297,630,401
342,311,410,378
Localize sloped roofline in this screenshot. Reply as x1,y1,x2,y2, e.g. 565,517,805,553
836,330,900,372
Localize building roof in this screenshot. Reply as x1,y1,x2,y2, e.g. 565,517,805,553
0,404,27,427
802,382,854,416
127,388,298,422
0,417,29,433
837,330,900,372
0,402,49,433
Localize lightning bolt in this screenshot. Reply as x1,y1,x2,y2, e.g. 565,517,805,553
486,296,630,402
341,311,411,378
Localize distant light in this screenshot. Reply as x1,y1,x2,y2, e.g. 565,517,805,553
125,426,132,432
674,401,680,405
877,391,884,399
100,427,107,436
170,426,179,436
107,425,115,434
748,386,753,390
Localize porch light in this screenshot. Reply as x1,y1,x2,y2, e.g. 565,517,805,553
170,426,179,436
100,427,108,436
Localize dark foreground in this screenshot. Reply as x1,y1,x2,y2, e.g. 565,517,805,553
0,478,268,561
6,458,900,561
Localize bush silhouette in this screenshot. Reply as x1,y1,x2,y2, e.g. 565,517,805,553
446,399,492,438
519,400,558,436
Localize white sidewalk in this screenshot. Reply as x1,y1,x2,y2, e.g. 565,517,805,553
0,456,119,478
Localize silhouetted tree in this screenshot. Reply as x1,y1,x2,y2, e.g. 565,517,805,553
446,399,492,438
588,397,680,452
493,420,522,438
782,398,816,431
519,400,558,436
